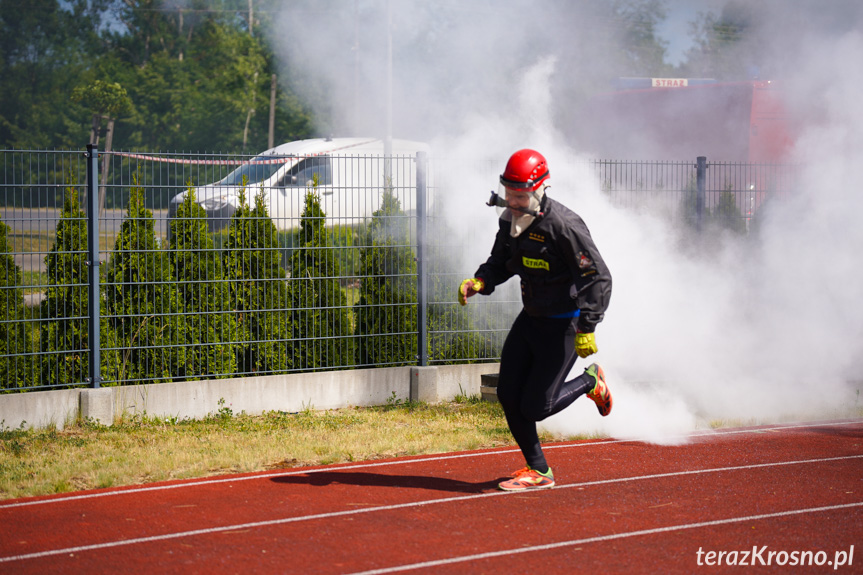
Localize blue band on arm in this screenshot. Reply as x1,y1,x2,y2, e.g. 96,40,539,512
550,309,581,319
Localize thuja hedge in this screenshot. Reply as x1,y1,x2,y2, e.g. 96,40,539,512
0,181,493,390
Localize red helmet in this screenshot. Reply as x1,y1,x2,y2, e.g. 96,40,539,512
500,149,550,191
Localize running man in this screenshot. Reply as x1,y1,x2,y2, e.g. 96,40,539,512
458,148,613,491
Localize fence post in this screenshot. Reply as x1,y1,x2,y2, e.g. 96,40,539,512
86,144,102,388
416,151,428,367
696,156,707,232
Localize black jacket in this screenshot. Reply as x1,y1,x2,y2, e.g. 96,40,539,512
474,195,612,333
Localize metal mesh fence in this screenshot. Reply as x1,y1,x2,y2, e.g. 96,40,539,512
0,149,798,391
592,158,797,232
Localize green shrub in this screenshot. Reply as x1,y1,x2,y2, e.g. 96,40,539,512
43,180,119,387
104,179,184,383
0,220,27,389
329,224,361,278
353,190,418,366
427,287,494,364
223,184,291,374
169,184,238,379
288,186,352,370
709,189,747,235
425,217,497,364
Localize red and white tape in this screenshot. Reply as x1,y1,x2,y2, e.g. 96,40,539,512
109,140,380,166
109,152,286,166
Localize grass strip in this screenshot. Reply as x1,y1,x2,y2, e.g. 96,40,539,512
0,396,562,500
6,393,856,501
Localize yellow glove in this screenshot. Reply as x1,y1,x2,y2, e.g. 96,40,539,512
458,278,485,306
575,331,598,358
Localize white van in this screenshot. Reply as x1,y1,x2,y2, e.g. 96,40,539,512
168,137,431,231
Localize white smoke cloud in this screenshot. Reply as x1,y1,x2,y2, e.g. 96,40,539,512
545,1,863,441
268,1,863,443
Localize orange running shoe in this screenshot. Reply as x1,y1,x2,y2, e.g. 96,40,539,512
585,363,612,416
498,466,555,491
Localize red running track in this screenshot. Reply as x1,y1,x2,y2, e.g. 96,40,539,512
1,420,862,574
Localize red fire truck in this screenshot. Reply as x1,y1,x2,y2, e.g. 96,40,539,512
572,79,795,224
573,78,793,163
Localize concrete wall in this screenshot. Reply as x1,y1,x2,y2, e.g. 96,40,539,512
0,363,500,431
0,388,80,430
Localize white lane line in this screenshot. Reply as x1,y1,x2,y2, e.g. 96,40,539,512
1,454,860,565
346,501,863,575
1,419,859,510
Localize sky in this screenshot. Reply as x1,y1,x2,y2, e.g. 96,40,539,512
266,0,863,443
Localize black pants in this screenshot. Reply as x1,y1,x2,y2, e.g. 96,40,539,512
496,310,594,471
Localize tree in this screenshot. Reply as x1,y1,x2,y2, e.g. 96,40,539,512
0,0,111,149
288,184,352,370
682,1,763,81
71,79,133,215
223,183,291,374
205,22,266,153
169,183,238,379
614,0,671,76
106,0,196,67
353,190,417,367
0,1,315,152
0,219,27,389
104,177,184,383
106,13,313,153
70,80,133,146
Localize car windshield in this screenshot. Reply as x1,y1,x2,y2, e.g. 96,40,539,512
218,156,293,186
